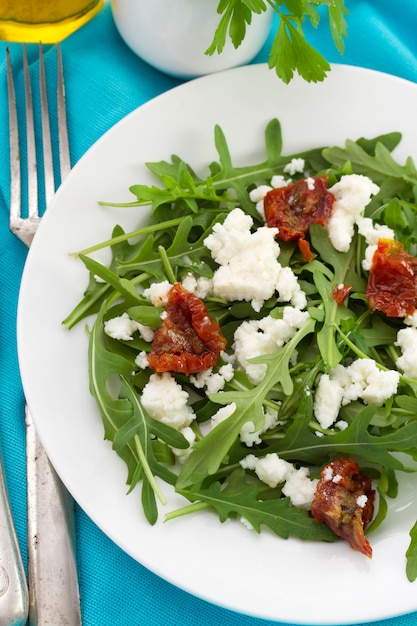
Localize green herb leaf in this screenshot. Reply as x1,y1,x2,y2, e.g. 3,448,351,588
207,0,348,84
177,468,336,541
406,520,417,582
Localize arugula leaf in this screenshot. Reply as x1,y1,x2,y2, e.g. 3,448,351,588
406,521,417,582
322,139,417,185
269,402,417,471
175,468,336,542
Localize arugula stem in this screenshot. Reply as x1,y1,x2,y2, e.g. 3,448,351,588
72,217,185,256
386,344,400,364
158,245,176,283
107,274,153,310
335,324,381,364
62,282,111,330
164,501,211,521
98,200,148,208
134,434,167,505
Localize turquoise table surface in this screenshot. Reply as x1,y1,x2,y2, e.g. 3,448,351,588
1,2,417,624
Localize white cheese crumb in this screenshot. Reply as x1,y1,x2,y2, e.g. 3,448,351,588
239,407,280,447
275,266,307,309
313,358,400,429
137,323,155,342
282,467,318,509
356,216,395,246
249,185,272,204
396,326,417,379
312,374,344,429
306,176,315,190
232,307,310,385
336,358,400,406
141,372,195,430
190,363,234,394
356,494,368,508
326,174,380,252
204,208,256,265
251,453,294,488
283,158,305,176
135,351,149,369
240,453,317,509
405,311,417,328
171,426,196,463
356,216,395,271
210,403,237,428
104,312,140,341
181,272,213,299
204,208,305,312
323,466,334,481
270,175,289,189
249,185,272,221
143,280,172,306
239,453,258,471
362,243,377,272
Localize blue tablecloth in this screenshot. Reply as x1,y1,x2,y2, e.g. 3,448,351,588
1,2,417,624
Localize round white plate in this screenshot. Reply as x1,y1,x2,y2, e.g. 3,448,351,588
18,63,417,624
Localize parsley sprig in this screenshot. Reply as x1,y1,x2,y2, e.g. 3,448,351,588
206,0,349,83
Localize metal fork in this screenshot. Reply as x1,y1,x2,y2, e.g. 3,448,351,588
6,43,81,625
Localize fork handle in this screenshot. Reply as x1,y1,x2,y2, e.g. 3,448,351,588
0,452,28,626
26,408,81,625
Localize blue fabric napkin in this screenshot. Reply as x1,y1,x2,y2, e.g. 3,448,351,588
1,2,417,625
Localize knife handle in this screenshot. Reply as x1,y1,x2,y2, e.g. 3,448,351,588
26,407,82,625
0,448,28,626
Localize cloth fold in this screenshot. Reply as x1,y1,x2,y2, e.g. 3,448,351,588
1,2,417,624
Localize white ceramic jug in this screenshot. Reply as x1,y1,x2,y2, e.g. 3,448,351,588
111,0,274,79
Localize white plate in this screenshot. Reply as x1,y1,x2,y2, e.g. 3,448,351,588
17,64,417,625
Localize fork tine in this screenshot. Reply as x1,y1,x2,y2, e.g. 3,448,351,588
39,43,55,207
22,43,38,221
6,47,21,226
57,43,71,181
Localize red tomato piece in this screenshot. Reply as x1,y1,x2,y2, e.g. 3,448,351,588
332,283,352,305
263,176,335,258
366,238,417,317
147,283,226,375
311,457,375,558
297,237,314,262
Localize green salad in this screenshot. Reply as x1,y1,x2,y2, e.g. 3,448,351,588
63,119,417,579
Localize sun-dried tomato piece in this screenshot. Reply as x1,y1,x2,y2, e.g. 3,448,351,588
332,283,352,305
147,283,226,375
311,457,375,558
263,176,335,260
297,237,314,262
366,238,417,317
